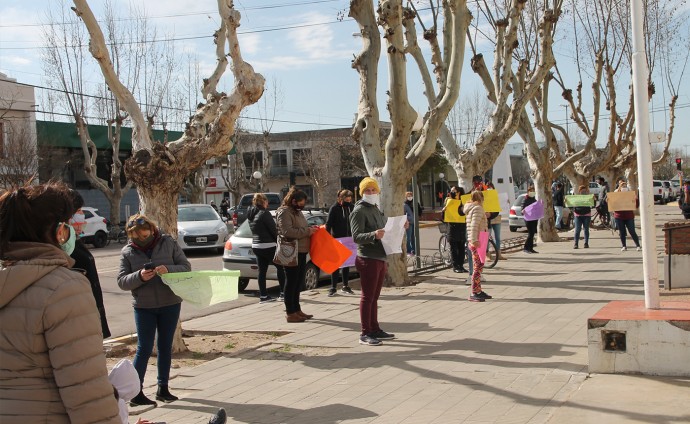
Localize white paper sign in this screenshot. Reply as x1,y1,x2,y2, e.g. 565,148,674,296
381,215,407,255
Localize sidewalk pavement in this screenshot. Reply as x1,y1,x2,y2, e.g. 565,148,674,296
140,210,690,423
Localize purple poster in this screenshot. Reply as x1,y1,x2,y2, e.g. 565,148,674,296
336,237,358,268
523,199,544,221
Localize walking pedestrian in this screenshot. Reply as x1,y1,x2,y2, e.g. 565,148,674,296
247,193,285,303
464,191,492,302
276,187,319,323
572,185,592,249
442,186,468,273
117,214,192,407
680,180,690,219
350,177,408,345
553,182,565,229
613,181,641,252
522,185,539,254
68,189,111,338
326,189,355,296
0,182,120,423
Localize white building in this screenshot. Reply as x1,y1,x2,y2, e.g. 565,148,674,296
0,72,38,187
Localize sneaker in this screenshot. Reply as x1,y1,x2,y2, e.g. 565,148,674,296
371,330,395,339
359,335,382,346
259,296,276,304
476,291,493,300
621,246,627,251
530,250,538,254
468,293,486,302
278,292,285,301
341,286,355,295
636,246,642,252
573,244,579,249
584,243,589,248
327,288,337,297
523,249,533,254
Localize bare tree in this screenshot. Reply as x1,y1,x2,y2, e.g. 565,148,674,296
0,120,38,190
350,0,471,284
445,89,492,150
293,137,343,207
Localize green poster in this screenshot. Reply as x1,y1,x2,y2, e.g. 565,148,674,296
565,194,595,207
161,270,240,308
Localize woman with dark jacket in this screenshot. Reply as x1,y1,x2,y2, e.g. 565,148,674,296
522,185,539,254
68,190,111,338
248,193,285,303
442,186,468,273
0,182,120,423
326,189,355,296
117,214,191,407
276,187,318,323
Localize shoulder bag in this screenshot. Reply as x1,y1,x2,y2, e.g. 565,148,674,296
273,235,298,267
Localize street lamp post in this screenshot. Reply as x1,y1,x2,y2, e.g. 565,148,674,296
252,171,262,192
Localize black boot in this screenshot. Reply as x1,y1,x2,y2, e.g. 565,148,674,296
130,390,157,407
208,408,227,424
156,385,179,403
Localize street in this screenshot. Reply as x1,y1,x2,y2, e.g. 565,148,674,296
96,221,524,338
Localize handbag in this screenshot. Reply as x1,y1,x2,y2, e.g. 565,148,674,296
273,236,298,267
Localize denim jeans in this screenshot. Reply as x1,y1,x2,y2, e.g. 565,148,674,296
490,222,501,252
133,303,181,387
253,246,285,297
355,256,387,336
405,223,415,254
283,252,307,314
554,206,564,228
616,218,640,248
574,215,591,245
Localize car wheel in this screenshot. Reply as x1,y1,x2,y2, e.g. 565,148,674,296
93,231,108,248
509,226,518,232
238,278,250,292
304,263,320,291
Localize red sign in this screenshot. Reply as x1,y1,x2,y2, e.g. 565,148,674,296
207,177,217,187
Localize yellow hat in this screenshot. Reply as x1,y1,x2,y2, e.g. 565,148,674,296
359,177,380,194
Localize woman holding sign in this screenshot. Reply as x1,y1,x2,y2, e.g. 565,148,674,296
464,191,492,302
613,181,641,252
572,185,592,249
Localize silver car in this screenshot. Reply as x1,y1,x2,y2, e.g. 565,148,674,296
508,194,571,232
177,204,230,252
222,210,340,291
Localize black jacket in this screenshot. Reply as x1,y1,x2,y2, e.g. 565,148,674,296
522,194,537,210
71,240,111,338
326,202,354,238
247,205,278,245
552,188,564,207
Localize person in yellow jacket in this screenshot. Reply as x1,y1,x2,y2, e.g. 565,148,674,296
442,186,468,273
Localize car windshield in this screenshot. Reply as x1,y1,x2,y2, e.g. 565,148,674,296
178,206,219,221
512,195,525,206
653,181,661,186
234,220,253,238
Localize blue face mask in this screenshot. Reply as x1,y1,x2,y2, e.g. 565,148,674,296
59,224,76,255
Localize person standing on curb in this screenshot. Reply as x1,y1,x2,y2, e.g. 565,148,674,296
522,185,539,254
247,193,284,303
553,182,565,230
442,186,468,273
117,214,191,407
276,187,318,323
326,189,355,297
464,191,492,302
350,177,408,346
613,181,641,252
572,185,592,249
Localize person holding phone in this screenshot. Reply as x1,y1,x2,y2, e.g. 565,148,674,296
117,214,191,408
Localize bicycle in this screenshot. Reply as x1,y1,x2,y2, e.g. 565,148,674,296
438,221,499,269
105,224,128,246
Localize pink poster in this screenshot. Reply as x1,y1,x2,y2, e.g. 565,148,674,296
478,231,489,264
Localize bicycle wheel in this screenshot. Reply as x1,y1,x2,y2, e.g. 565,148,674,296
117,230,128,244
485,239,499,269
438,234,451,264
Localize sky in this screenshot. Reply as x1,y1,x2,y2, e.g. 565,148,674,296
1,0,689,157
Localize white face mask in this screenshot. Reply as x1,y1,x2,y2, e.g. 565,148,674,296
406,196,413,201
528,191,536,198
362,193,380,205
620,187,629,192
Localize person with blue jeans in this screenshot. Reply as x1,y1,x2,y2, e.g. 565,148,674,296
553,182,565,229
118,214,191,408
573,185,592,249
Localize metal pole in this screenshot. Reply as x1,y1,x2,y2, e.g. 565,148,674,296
630,0,660,309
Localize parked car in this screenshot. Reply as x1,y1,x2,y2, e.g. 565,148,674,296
671,181,681,199
80,207,109,248
652,180,670,204
508,194,572,232
177,204,230,252
232,192,282,229
222,210,342,291
662,180,678,201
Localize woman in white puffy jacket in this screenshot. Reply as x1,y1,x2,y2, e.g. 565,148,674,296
463,191,492,302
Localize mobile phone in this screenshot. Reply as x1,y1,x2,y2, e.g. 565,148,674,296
144,262,155,270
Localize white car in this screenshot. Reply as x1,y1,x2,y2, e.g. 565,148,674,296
177,204,230,252
222,210,336,291
80,207,109,248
